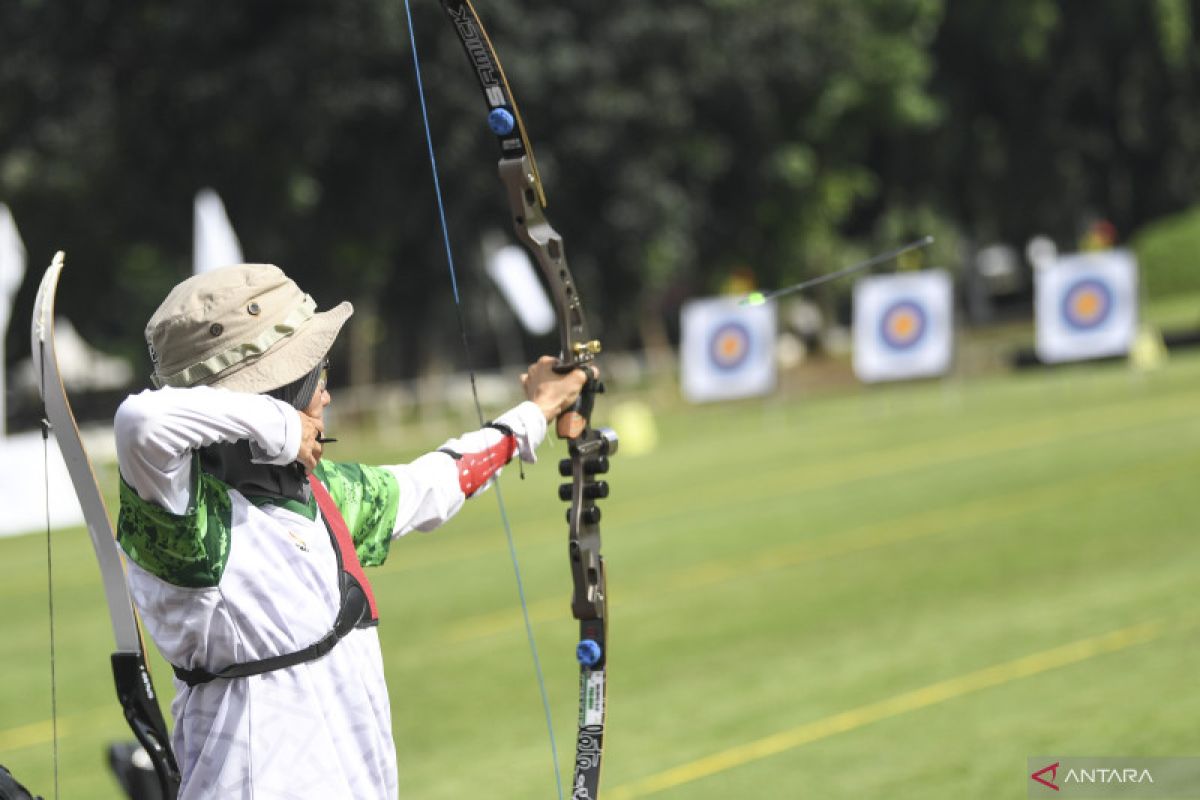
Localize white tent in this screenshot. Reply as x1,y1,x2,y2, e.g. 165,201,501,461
13,317,134,393
0,430,86,537
3,315,131,537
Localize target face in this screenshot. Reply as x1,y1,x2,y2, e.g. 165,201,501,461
853,269,953,383
1034,252,1138,364
708,322,753,371
681,297,776,403
878,300,927,351
1060,278,1113,331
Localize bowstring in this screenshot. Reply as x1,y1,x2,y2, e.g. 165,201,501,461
401,4,566,798
39,339,61,800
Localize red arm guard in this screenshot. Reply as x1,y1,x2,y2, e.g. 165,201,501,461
443,424,518,497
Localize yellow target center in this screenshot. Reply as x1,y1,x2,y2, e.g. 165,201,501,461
890,313,917,339
1073,291,1100,318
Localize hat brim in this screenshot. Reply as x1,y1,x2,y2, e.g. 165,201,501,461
203,301,353,393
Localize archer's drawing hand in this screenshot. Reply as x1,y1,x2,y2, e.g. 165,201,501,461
296,410,325,472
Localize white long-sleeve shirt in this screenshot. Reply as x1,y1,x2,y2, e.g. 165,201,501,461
114,386,547,799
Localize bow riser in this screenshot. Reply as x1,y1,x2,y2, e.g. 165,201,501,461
497,157,601,442
498,157,591,363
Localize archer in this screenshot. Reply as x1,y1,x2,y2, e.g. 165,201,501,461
113,263,586,797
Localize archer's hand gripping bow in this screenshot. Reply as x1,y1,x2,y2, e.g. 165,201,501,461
437,3,618,797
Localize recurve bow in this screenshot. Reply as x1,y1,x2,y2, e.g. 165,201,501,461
430,4,618,796
32,252,181,798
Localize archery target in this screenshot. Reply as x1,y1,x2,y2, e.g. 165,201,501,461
878,300,928,351
1060,278,1113,331
1035,250,1137,364
853,269,953,383
681,297,776,403
708,321,753,371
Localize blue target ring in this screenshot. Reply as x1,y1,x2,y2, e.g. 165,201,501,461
877,300,927,351
1061,278,1113,331
708,321,753,371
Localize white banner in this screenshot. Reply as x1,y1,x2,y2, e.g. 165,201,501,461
853,269,954,383
680,296,776,403
0,203,26,437
193,188,244,274
0,204,23,308
1035,250,1137,364
486,244,555,335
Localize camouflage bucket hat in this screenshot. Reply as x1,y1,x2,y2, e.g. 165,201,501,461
145,263,352,393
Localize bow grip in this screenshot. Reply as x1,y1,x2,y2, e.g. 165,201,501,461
554,363,600,439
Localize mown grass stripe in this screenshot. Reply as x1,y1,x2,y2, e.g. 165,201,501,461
379,383,1200,578
444,451,1192,643
608,621,1164,798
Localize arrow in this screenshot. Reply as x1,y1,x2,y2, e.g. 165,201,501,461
741,235,934,305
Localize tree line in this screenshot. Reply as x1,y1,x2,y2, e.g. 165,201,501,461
2,0,1197,384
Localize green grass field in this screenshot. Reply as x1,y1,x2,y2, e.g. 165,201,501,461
1,348,1198,798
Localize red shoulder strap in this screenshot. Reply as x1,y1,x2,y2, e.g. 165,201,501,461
307,473,379,622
